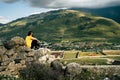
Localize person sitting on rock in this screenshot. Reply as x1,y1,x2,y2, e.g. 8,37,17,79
25,31,40,50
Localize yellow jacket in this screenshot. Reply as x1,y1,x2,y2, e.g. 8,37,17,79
25,35,34,48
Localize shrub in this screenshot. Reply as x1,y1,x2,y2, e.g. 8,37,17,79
0,75,18,80
19,62,120,80
19,62,64,80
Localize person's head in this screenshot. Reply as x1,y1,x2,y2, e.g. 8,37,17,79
28,31,33,36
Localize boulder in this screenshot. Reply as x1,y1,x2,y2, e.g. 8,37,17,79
38,48,51,55
65,63,82,77
26,57,34,62
5,49,15,57
1,55,9,62
20,60,26,65
38,54,49,64
34,49,48,60
51,60,63,71
11,36,25,46
15,52,26,60
7,61,16,72
1,60,11,66
0,66,6,72
3,40,15,50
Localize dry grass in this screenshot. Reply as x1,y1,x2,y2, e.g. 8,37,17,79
10,21,26,26
103,50,120,55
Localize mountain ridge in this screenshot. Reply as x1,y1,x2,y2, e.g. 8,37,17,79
70,6,120,23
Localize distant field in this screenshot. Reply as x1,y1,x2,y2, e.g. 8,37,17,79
101,56,120,60
60,58,107,65
103,50,120,55
60,50,120,65
63,50,120,59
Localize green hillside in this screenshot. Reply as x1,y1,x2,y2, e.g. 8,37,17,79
71,6,120,23
0,9,120,43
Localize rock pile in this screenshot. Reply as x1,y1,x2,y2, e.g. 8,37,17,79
0,36,48,76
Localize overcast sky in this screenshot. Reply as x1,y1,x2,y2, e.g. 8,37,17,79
0,0,120,24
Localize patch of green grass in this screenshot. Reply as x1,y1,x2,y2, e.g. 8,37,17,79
63,51,81,59
60,58,107,65
102,56,120,60
79,52,103,56
63,51,103,59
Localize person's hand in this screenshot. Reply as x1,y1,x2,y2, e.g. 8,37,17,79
37,39,41,44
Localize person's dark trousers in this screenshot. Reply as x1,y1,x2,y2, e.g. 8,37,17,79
31,40,40,50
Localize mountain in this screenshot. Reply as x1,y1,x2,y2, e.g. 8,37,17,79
0,23,4,26
70,6,120,23
0,9,120,43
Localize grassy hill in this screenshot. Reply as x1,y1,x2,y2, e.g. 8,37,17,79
0,9,120,43
70,6,120,23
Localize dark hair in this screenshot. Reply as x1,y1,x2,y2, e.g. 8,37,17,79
28,31,33,36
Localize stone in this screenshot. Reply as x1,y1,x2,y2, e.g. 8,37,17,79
0,46,7,55
1,60,11,66
5,49,15,57
26,57,34,62
51,60,63,71
0,66,6,72
7,61,16,72
22,46,32,53
38,54,49,64
15,63,23,69
65,62,82,77
20,60,26,65
14,59,22,64
1,55,9,62
34,49,46,60
16,52,26,60
37,48,51,55
11,36,25,46
26,51,35,57
106,59,114,64
47,55,56,63
3,40,15,50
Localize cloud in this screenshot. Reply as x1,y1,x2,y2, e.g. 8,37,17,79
0,16,9,24
1,0,20,3
1,0,120,8
30,8,60,15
